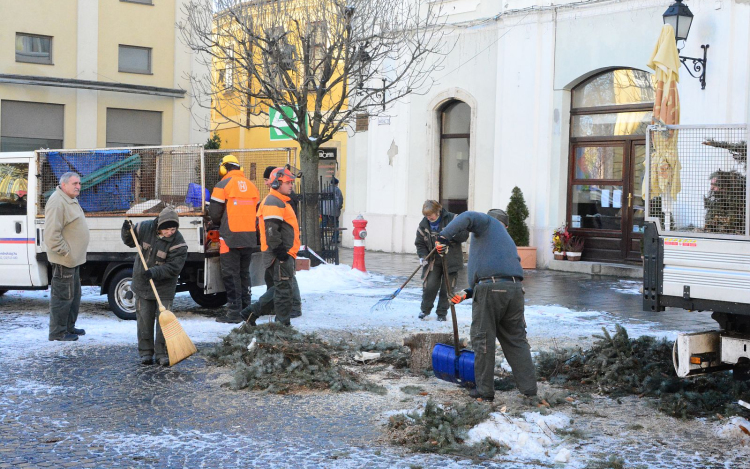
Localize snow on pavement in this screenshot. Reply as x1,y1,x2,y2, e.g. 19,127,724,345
0,263,677,359
467,410,572,464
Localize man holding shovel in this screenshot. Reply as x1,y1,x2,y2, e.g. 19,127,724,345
121,208,188,365
436,209,537,403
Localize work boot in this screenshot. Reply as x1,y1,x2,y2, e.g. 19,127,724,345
216,311,243,323
69,328,86,336
469,388,494,402
245,313,258,327
437,316,447,322
418,311,430,320
290,310,302,318
49,333,79,342
140,356,154,365
157,357,170,367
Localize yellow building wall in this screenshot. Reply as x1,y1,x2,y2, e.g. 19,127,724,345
0,0,78,78
98,0,176,89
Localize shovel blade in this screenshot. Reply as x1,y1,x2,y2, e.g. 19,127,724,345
431,343,476,385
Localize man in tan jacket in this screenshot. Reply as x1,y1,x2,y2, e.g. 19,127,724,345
45,172,90,341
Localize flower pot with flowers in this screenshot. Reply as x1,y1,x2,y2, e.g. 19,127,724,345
565,236,584,261
551,224,571,260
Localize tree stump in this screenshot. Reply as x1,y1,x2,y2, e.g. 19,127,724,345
403,333,467,372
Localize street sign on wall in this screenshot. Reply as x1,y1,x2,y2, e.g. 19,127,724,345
269,106,307,141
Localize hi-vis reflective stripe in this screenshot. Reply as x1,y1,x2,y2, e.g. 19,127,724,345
264,215,283,221
211,196,225,203
353,240,365,247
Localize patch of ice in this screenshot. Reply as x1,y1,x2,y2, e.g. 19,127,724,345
716,417,750,444
613,280,642,295
0,379,68,396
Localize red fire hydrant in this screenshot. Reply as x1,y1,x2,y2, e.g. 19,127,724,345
352,214,368,272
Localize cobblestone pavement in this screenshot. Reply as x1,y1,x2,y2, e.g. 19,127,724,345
0,251,745,468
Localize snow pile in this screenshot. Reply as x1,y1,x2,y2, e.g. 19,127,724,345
467,410,572,463
716,417,750,444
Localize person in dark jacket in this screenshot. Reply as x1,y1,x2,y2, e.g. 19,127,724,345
437,209,537,403
121,208,188,366
415,200,468,321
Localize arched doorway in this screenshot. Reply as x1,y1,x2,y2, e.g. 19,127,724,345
439,100,471,214
567,69,655,262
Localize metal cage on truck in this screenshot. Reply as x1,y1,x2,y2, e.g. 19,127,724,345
641,124,750,377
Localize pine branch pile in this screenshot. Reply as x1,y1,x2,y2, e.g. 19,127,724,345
534,325,750,418
205,323,401,394
386,400,506,459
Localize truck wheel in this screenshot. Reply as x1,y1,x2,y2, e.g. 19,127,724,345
108,268,137,320
189,285,227,309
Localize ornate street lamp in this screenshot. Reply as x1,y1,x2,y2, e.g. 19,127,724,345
663,0,708,89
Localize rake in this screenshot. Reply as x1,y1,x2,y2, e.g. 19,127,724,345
371,247,436,312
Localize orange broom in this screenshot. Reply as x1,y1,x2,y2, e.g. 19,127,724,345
128,220,197,366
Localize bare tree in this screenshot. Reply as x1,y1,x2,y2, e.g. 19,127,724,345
179,0,447,250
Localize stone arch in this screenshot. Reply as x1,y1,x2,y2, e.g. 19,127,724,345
425,88,478,211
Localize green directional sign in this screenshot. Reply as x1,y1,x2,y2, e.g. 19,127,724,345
269,106,307,141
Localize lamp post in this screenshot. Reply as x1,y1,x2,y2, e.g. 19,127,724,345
344,6,388,111
663,0,708,89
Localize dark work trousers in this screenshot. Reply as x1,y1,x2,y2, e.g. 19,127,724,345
470,281,537,400
136,297,170,360
259,260,301,317
49,264,82,339
420,263,456,318
220,247,253,314
244,259,299,325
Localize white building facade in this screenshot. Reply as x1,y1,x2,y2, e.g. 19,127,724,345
343,0,750,265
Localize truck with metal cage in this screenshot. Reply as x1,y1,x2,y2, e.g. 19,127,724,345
642,124,750,378
0,145,294,320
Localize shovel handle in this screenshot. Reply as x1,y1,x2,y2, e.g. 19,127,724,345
441,255,461,357
127,218,166,311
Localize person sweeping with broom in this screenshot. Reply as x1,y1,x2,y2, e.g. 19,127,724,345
121,208,188,366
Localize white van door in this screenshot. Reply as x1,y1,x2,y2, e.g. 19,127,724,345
0,160,32,286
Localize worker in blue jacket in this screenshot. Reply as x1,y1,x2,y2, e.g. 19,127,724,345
436,209,537,403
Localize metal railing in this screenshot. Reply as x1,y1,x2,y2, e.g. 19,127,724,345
645,124,748,239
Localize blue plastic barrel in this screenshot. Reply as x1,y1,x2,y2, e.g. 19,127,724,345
457,349,476,384
432,343,459,383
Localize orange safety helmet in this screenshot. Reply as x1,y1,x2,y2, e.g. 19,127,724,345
269,167,295,189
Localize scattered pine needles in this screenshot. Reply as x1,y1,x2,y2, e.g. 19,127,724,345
206,323,410,394
535,325,750,418
386,400,506,459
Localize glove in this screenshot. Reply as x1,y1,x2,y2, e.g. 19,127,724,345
449,288,472,305
123,219,133,232
274,246,290,262
435,235,450,256
419,258,427,266
144,269,154,280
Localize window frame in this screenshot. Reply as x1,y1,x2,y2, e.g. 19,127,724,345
15,33,53,65
118,44,153,75
120,0,154,5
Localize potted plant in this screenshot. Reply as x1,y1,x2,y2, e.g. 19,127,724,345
551,224,570,260
506,186,536,269
565,236,584,261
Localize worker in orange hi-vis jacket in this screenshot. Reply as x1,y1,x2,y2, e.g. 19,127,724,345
240,167,300,326
210,155,260,323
